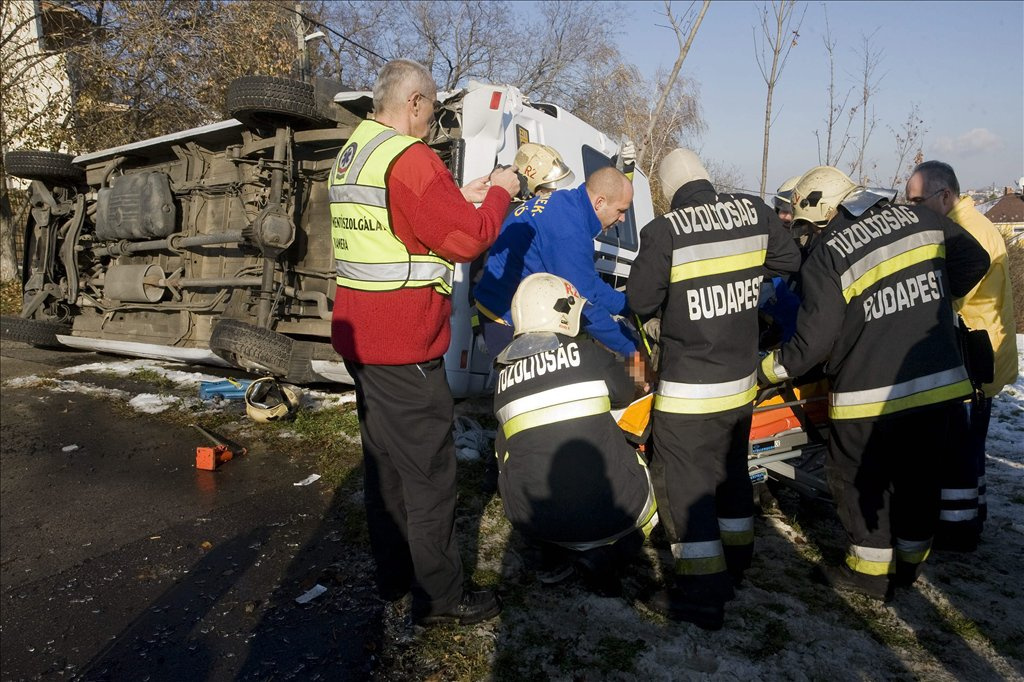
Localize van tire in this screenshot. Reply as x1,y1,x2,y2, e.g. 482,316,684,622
0,316,70,349
209,319,292,377
4,151,84,185
226,76,322,128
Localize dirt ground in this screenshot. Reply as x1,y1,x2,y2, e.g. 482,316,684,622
1,339,1022,681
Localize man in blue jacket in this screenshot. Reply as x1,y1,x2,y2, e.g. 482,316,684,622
474,166,639,359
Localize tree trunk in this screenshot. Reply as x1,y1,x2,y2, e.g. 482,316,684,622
0,180,22,283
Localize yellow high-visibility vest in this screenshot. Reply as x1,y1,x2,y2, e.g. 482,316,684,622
329,120,454,295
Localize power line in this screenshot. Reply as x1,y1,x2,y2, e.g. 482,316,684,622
284,5,387,62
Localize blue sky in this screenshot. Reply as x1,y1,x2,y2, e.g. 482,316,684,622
619,0,1023,194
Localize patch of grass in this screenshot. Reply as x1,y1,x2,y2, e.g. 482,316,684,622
749,618,794,658
270,406,363,487
1009,494,1024,506
128,368,176,389
594,636,647,675
0,279,21,315
932,601,982,641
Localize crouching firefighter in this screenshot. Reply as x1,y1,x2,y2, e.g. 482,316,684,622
492,273,658,597
759,166,990,601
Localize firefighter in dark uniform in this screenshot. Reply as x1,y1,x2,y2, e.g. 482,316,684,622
627,149,802,629
759,166,990,600
493,273,658,597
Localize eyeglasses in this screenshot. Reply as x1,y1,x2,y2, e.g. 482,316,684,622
906,188,945,205
410,92,442,114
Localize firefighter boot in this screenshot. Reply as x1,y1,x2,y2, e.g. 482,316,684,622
648,584,724,631
816,563,893,602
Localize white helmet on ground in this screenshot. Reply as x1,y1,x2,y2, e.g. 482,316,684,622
658,148,710,204
791,166,859,228
510,272,587,337
514,143,574,194
244,377,301,422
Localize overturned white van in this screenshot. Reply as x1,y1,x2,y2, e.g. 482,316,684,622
2,77,654,397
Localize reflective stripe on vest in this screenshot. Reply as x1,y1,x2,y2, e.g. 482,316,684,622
670,234,769,283
839,230,945,303
497,380,610,440
654,371,757,415
829,366,971,420
329,120,455,295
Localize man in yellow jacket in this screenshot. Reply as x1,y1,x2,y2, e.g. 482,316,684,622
907,161,1019,538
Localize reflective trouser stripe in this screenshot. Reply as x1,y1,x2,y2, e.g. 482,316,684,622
830,367,971,420
654,372,757,415
979,474,987,506
551,452,658,551
718,516,754,546
672,540,727,576
894,537,931,565
845,545,894,576
939,485,979,522
669,234,769,282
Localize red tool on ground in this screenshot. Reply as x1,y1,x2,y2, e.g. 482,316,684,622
192,424,246,470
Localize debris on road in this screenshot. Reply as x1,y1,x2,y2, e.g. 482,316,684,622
61,444,79,452
293,474,321,487
198,378,254,402
453,416,494,462
295,584,327,604
192,424,246,470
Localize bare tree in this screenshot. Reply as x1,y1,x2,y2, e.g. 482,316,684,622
887,103,926,191
754,0,805,198
813,8,854,166
637,0,709,171
848,29,883,184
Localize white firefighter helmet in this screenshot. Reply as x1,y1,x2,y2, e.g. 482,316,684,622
791,166,859,228
244,377,301,423
658,148,710,204
510,272,587,337
514,143,574,194
773,174,802,212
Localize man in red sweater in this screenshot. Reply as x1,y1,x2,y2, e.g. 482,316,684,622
329,59,519,627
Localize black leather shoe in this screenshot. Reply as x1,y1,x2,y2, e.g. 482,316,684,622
648,588,724,631
815,564,892,602
413,590,501,627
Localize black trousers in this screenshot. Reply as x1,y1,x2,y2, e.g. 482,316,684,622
344,358,464,615
966,396,992,526
828,400,967,575
650,406,754,597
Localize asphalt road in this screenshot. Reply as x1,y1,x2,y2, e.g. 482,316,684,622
0,342,383,681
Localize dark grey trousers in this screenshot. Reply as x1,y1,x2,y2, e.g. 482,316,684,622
344,358,464,615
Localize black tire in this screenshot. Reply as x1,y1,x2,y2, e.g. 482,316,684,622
0,315,70,349
226,76,322,128
209,319,292,377
4,150,84,184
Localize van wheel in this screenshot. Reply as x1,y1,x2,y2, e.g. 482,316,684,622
209,319,292,377
4,150,84,185
0,316,70,349
226,76,323,128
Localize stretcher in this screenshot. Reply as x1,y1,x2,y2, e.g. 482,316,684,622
748,381,830,500
614,381,832,501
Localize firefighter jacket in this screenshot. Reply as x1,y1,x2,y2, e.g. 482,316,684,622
760,201,991,421
473,186,638,356
948,196,1019,397
493,334,655,548
627,180,802,416
329,119,454,295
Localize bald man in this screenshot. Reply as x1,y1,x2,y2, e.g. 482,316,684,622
474,166,640,358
